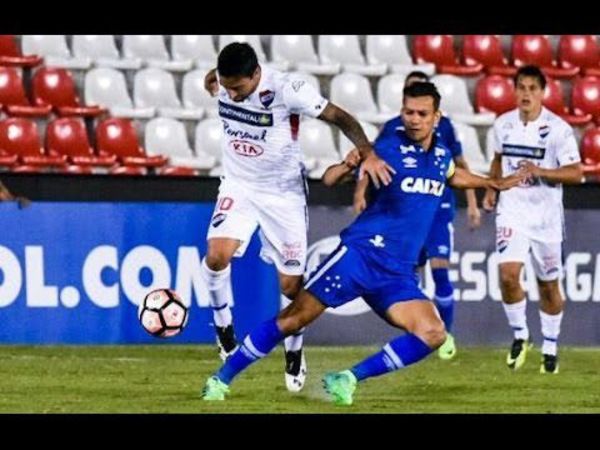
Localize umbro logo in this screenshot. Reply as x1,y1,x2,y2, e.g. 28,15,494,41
369,235,385,248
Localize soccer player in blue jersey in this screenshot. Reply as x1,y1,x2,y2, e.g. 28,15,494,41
202,82,524,405
354,71,481,361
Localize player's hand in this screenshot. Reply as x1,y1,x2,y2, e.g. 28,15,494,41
343,148,361,169
517,160,542,183
495,170,528,191
358,151,396,189
204,68,219,97
467,206,481,230
482,189,497,212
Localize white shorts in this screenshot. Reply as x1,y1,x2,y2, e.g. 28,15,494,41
206,179,308,276
496,225,563,281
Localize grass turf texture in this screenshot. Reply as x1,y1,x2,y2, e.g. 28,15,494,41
0,345,598,413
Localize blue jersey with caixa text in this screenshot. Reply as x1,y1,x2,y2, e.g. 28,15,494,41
340,129,455,272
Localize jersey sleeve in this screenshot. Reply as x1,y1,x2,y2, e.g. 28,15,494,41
555,124,581,166
492,120,503,155
282,77,329,118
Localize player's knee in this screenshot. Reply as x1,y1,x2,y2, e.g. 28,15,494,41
205,252,231,271
499,270,521,292
276,314,304,335
538,281,562,304
415,318,446,349
281,282,301,299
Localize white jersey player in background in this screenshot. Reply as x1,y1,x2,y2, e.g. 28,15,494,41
483,65,584,374
201,42,394,392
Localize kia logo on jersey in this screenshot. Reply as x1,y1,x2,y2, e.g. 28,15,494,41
259,90,275,109
229,140,265,157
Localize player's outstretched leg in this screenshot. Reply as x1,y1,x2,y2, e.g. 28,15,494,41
323,300,445,406
432,267,456,360
282,294,307,392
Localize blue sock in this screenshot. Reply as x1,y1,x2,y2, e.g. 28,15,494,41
350,333,433,381
432,268,454,332
216,317,284,385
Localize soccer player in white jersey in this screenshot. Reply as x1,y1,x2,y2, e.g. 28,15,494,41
200,43,394,392
483,65,584,374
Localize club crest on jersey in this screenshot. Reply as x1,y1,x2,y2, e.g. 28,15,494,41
402,156,418,168
434,147,446,157
400,177,445,196
229,139,264,157
538,125,550,139
259,89,275,109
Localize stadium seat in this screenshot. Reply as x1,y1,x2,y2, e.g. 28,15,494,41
195,118,223,177
377,73,405,118
270,35,319,72
330,73,388,124
319,35,385,76
452,122,489,173
338,121,380,158
45,117,116,167
463,35,516,76
581,126,600,173
432,74,495,125
572,76,600,124
134,68,203,120
32,67,106,117
157,166,198,176
366,35,435,76
122,35,191,72
145,117,216,170
0,35,42,67
511,35,579,78
299,119,340,178
21,35,91,70
413,35,483,76
0,117,67,167
542,77,591,126
95,117,167,167
475,75,516,115
72,35,142,70
182,69,218,118
171,35,218,69
108,165,147,176
0,66,52,117
84,68,155,119
558,35,600,77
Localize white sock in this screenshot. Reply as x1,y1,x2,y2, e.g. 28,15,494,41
201,258,233,328
281,294,304,352
540,310,563,356
502,298,529,341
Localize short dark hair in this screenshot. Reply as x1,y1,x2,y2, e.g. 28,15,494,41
404,70,430,83
217,42,259,78
403,81,441,110
514,65,546,89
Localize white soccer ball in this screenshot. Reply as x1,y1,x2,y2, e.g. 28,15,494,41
138,289,189,338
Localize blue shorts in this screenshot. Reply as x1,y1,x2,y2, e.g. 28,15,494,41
305,243,429,319
418,213,454,266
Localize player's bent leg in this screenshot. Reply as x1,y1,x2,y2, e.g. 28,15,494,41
324,300,444,407
202,289,326,401
430,257,456,360
499,262,531,370
537,279,564,374
202,238,242,361
279,274,307,392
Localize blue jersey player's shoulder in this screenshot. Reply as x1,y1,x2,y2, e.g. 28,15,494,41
436,115,463,158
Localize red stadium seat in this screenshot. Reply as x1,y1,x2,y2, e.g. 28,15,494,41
463,35,516,76
0,118,67,167
59,165,95,175
32,67,106,117
558,35,600,77
511,35,579,79
572,76,600,124
475,75,516,115
46,118,116,166
0,35,42,68
158,166,198,176
109,165,147,176
0,67,51,117
543,78,592,126
581,126,600,173
96,118,167,167
413,35,482,76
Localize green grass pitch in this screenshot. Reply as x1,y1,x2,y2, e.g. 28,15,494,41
0,345,599,413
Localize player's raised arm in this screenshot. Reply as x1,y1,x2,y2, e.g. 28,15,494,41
517,161,584,185
317,103,395,189
322,148,361,187
204,68,219,96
